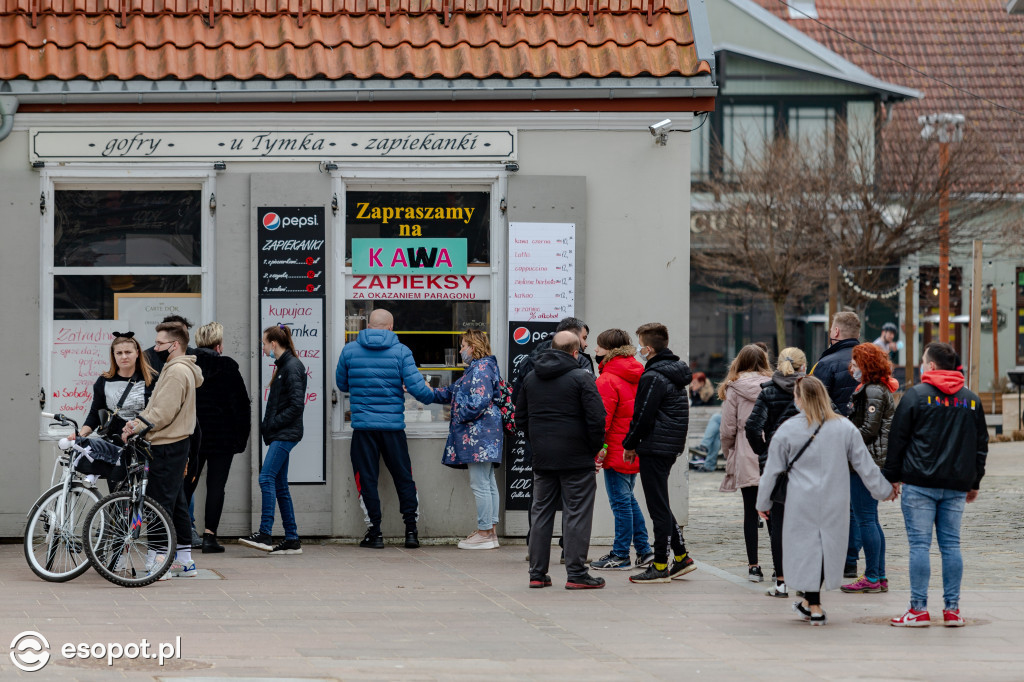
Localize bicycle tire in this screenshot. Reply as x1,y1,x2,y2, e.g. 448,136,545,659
24,482,102,582
82,491,177,587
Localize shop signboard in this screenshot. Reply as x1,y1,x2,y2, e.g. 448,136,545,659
351,238,467,275
257,206,326,483
507,222,576,321
346,273,489,300
113,293,203,349
503,321,559,512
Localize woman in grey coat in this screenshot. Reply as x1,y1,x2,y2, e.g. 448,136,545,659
757,376,896,625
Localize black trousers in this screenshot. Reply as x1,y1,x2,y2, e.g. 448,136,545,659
350,430,419,532
638,455,687,565
741,486,761,566
147,439,192,549
184,425,204,501
769,501,785,579
203,453,235,534
528,468,597,581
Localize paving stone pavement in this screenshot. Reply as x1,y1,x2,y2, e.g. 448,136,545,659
0,444,1021,681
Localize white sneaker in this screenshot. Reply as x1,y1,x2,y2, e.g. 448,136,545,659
766,583,788,598
457,531,498,550
157,560,198,580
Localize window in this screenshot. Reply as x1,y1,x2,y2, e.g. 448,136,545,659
690,117,711,183
342,187,496,427
722,105,774,176
789,107,836,158
42,173,213,434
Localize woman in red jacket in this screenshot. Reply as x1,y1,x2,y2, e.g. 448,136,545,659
589,329,655,571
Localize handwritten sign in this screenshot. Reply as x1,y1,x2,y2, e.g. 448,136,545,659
508,222,576,321
49,322,117,425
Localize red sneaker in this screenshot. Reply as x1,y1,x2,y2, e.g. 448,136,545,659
891,608,931,627
943,609,965,627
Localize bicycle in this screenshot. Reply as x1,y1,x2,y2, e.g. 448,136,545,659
23,412,106,582
81,415,177,587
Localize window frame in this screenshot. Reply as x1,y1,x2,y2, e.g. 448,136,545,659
329,165,508,438
39,164,217,438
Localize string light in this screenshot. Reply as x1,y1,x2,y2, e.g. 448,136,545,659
838,264,917,300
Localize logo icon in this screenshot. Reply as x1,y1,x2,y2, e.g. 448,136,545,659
10,631,50,672
513,327,531,345
263,213,281,231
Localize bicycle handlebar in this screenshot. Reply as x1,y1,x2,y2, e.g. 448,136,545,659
43,411,79,432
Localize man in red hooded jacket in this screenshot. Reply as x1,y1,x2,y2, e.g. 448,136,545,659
883,342,988,629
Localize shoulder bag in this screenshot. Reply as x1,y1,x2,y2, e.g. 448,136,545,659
95,376,138,437
769,422,823,505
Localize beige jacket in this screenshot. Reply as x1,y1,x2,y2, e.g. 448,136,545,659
135,355,204,445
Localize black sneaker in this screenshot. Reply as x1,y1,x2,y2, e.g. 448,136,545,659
360,530,385,549
529,575,552,588
201,532,225,554
688,445,709,458
590,553,632,571
669,556,697,580
635,552,655,568
404,530,420,549
748,565,764,582
630,565,672,583
565,574,606,590
269,538,302,555
844,563,858,579
239,532,272,552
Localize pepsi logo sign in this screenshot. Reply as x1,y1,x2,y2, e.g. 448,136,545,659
513,327,530,345
263,212,281,230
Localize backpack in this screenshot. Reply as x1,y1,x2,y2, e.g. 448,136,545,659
496,378,521,436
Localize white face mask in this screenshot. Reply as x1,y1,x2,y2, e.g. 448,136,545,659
852,368,862,382
460,349,474,364
638,347,649,361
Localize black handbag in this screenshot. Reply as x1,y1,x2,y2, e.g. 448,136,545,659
769,423,822,505
95,377,137,437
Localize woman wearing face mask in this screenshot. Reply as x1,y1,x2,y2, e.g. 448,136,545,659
841,343,898,595
433,330,504,549
81,332,157,490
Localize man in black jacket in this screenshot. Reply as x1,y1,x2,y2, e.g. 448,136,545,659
516,331,606,590
622,323,697,584
884,342,987,628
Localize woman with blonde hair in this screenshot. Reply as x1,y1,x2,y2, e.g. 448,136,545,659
756,376,896,625
744,347,807,596
718,344,773,582
433,329,504,549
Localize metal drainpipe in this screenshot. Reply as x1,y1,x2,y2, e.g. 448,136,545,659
0,96,18,142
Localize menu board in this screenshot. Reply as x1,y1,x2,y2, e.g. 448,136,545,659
503,320,559,512
508,222,575,321
257,206,327,484
49,321,117,427
257,207,326,296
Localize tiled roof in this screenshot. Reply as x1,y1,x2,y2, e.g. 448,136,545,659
751,0,1024,189
0,0,713,81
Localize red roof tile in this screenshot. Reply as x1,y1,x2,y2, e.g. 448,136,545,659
0,0,712,81
751,0,1024,189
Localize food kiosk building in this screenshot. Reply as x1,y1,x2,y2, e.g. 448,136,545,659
0,0,716,538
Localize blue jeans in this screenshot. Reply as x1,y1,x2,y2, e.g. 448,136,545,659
901,484,967,611
467,462,500,531
701,413,722,471
604,469,652,558
850,474,886,581
259,441,299,540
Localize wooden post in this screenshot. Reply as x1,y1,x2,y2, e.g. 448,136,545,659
938,141,951,343
969,240,983,393
992,286,999,392
905,277,915,387
829,257,838,324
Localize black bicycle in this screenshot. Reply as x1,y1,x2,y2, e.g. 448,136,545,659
81,416,177,587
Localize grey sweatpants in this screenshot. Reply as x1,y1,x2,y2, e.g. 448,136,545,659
528,468,597,581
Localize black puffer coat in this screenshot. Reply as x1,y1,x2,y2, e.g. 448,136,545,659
261,350,307,445
621,350,691,459
745,372,802,469
514,348,606,472
194,347,252,457
849,383,896,467
810,338,859,416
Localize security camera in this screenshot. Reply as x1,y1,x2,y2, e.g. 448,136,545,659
649,119,672,136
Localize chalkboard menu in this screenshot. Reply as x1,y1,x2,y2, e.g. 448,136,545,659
503,320,559,511
257,206,327,483
257,207,326,296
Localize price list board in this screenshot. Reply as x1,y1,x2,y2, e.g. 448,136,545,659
507,222,575,321
257,206,327,483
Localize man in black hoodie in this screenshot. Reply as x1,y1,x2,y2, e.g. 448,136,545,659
516,331,607,590
623,323,697,584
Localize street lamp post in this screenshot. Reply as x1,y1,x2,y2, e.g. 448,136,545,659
919,113,965,344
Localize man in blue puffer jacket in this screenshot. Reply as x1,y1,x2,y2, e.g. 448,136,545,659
336,308,435,549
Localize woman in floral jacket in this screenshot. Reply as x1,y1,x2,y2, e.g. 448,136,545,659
433,330,504,550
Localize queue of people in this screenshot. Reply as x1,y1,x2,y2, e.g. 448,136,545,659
72,310,988,630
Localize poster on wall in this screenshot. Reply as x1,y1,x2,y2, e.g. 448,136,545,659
114,293,202,348
503,321,559,512
49,321,117,427
508,222,575,321
257,206,326,484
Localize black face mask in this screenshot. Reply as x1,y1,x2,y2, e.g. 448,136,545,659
595,353,607,365
154,348,171,364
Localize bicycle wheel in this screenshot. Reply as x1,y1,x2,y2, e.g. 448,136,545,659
24,482,102,582
82,491,176,587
